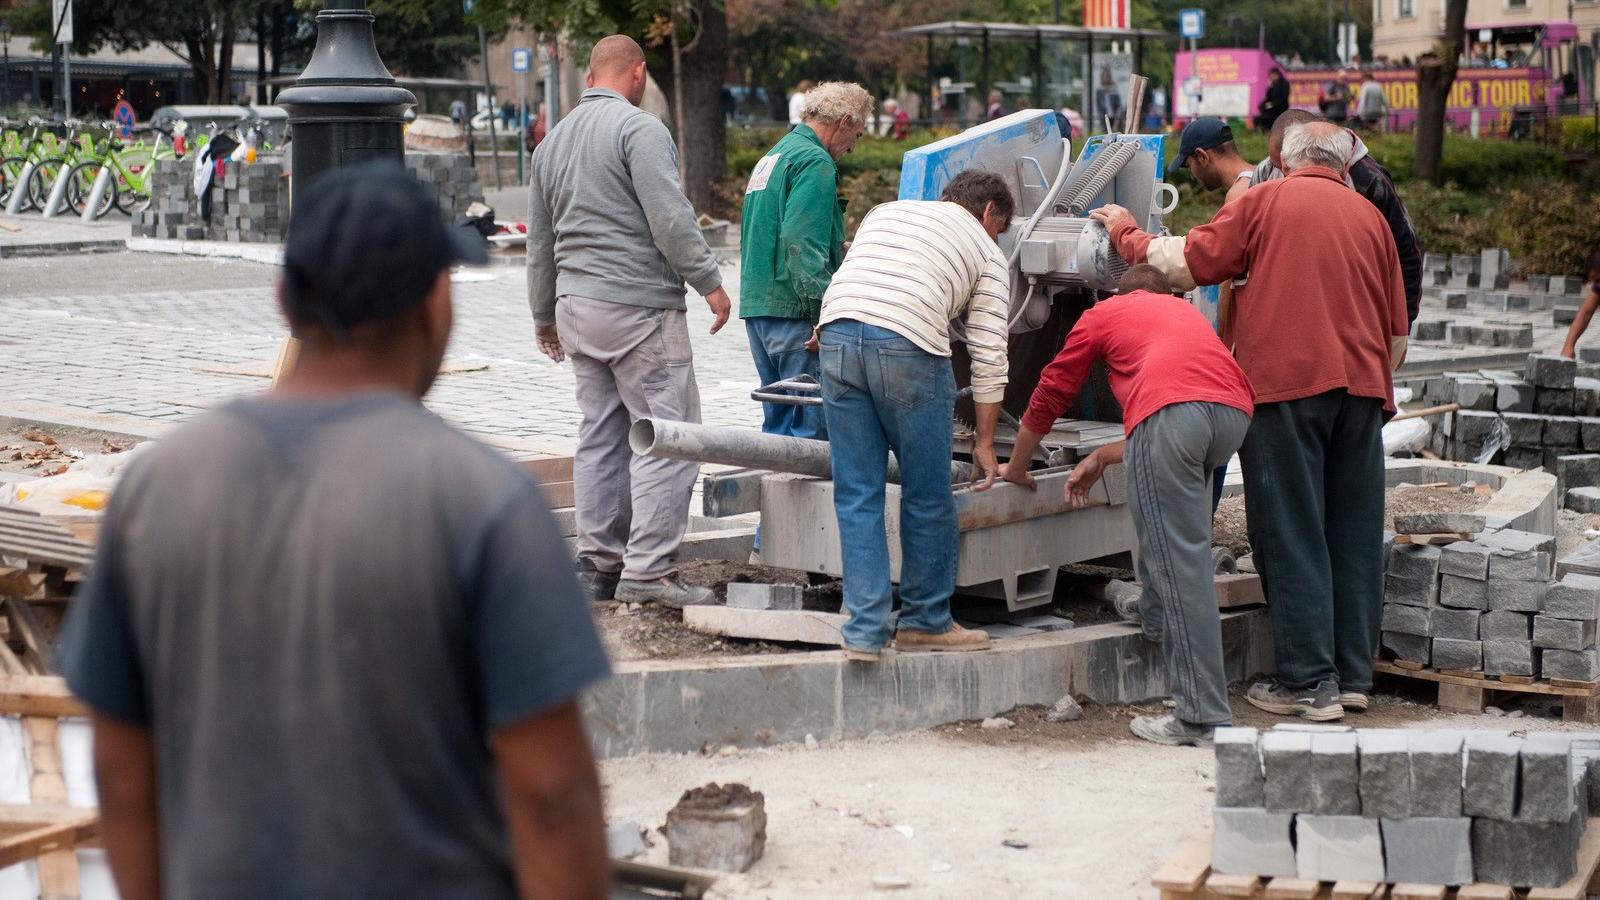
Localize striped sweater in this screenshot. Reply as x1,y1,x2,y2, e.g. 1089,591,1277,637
818,200,1012,403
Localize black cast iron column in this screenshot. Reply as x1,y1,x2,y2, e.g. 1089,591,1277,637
277,0,415,212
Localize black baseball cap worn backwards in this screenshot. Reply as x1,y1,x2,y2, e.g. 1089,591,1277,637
282,161,488,338
1173,118,1234,170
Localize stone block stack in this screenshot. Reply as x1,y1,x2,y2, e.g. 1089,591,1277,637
130,159,207,241
214,162,287,243
1210,725,1597,887
1416,249,1594,337
404,152,484,221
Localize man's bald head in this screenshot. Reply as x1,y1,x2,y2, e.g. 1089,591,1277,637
1268,108,1319,170
586,35,648,105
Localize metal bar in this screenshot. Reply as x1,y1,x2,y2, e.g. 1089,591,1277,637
630,418,968,483
750,391,822,407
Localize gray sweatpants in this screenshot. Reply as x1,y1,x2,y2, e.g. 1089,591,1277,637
556,295,701,581
1126,401,1252,726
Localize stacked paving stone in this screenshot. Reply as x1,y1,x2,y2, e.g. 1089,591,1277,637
1415,249,1594,341
1211,726,1598,887
130,159,207,241
404,152,484,221
212,161,286,243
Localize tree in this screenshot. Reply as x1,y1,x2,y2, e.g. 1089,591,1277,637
366,0,485,77
1414,0,1466,184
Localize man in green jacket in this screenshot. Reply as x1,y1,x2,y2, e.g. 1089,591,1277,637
739,81,873,442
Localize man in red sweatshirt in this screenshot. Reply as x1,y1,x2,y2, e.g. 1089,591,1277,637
1091,120,1407,723
1001,265,1254,746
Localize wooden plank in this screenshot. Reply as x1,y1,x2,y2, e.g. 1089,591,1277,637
1215,574,1265,609
24,717,80,900
1262,878,1321,899
0,816,96,870
1373,660,1600,698
1151,828,1214,893
1333,882,1386,899
1437,682,1486,713
0,641,27,677
0,567,47,600
270,336,301,386
516,456,574,485
1454,886,1513,899
5,598,53,672
1496,674,1535,685
1387,885,1446,900
1563,694,1600,724
1395,533,1474,546
1526,816,1600,900
1206,873,1263,896
1551,677,1600,690
1392,660,1426,671
1439,669,1487,680
0,674,88,718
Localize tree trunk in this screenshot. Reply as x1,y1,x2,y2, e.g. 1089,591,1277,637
674,1,728,211
1413,0,1466,184
218,24,235,103
183,33,220,104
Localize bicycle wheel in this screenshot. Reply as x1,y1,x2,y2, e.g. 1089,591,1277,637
26,157,65,212
65,161,116,219
0,156,31,209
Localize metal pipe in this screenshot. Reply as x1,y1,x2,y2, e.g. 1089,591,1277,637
629,418,969,484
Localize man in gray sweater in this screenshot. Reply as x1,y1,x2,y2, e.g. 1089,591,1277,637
528,34,731,608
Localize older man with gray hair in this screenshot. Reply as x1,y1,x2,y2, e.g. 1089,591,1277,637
1091,120,1408,723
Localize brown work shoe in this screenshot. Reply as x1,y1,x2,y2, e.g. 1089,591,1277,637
893,623,991,652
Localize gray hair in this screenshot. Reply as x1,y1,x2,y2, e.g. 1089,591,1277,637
1280,121,1352,172
802,82,874,127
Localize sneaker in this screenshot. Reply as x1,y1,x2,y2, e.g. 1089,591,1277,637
1129,714,1216,747
1338,691,1370,712
894,623,991,652
614,574,716,609
841,645,882,663
1245,680,1345,721
576,559,620,602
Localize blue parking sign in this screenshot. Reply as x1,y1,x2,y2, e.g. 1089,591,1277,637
1179,9,1204,39
511,47,532,72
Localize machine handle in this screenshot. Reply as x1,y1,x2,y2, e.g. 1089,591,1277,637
1153,182,1179,216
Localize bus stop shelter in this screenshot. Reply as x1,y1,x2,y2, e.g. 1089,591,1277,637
893,21,1170,128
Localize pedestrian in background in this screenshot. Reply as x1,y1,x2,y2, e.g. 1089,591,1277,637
739,81,871,443
882,98,911,139
528,35,731,608
816,170,1016,661
1002,265,1254,746
1254,68,1289,132
986,89,1008,120
1094,120,1408,722
1357,71,1388,129
62,162,611,900
788,79,814,126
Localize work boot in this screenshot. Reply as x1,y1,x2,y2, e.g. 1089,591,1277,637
1245,679,1345,722
841,644,883,663
576,559,620,603
615,574,716,609
894,623,991,652
1338,690,1370,712
1105,580,1159,643
1129,714,1215,747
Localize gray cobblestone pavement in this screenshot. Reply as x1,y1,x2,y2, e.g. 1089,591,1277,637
0,251,759,451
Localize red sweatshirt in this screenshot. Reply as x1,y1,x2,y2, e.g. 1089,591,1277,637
1110,166,1407,412
1021,290,1255,437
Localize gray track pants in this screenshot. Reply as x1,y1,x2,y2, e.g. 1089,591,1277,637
1127,401,1252,726
556,295,701,581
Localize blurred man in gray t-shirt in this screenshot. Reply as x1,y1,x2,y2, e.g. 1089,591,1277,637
60,163,612,900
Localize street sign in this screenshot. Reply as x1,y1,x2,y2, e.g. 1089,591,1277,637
511,47,531,72
112,100,135,138
51,0,73,44
1178,8,1204,40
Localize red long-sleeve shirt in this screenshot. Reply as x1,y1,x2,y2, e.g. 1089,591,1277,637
1110,166,1407,412
1021,290,1255,437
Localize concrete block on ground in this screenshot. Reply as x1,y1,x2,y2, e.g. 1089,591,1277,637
1388,543,1443,580
1568,486,1600,513
1432,637,1483,671
1383,630,1431,664
1383,603,1432,636
1506,446,1546,470
1382,817,1475,886
1546,416,1582,448
1464,734,1521,819
1409,732,1465,817
1440,542,1491,580
1544,573,1600,619
1558,453,1600,497
1212,727,1264,808
1528,353,1579,390
1481,610,1534,640
1453,378,1498,410
1440,574,1490,610
1582,417,1600,452
1386,575,1438,608
681,606,862,647
1431,607,1482,640
1358,730,1411,819
1262,730,1315,813
1210,807,1297,877
1536,389,1577,416
1472,813,1582,887
1413,320,1449,341
1486,578,1547,612
1533,615,1597,651
663,783,767,872
1496,379,1536,413
1295,815,1385,882
1394,512,1486,535
1310,732,1361,815
1453,410,1500,449
725,582,804,611
1484,639,1538,677
1541,647,1600,681
1518,738,1576,823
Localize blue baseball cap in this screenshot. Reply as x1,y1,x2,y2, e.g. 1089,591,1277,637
1173,118,1234,170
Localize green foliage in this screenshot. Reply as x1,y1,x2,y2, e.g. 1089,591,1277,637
1561,115,1600,156
367,0,485,77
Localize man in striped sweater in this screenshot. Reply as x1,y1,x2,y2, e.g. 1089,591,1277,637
815,170,1015,661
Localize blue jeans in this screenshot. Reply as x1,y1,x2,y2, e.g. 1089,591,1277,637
745,316,825,440
819,320,958,651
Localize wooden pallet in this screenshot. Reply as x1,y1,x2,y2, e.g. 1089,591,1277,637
1153,821,1600,899
1372,660,1600,723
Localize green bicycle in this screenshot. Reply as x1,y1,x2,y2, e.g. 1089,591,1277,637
0,118,67,212
64,123,173,218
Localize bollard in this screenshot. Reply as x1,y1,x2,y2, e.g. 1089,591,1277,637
79,164,114,221
40,164,73,218
3,159,35,215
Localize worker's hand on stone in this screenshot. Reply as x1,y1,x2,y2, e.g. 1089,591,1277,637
971,443,1000,492
1064,453,1105,508
999,459,1036,492
535,324,565,363
1089,204,1135,234
704,286,732,335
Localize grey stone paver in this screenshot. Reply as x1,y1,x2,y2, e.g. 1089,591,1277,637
0,253,762,449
